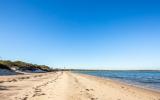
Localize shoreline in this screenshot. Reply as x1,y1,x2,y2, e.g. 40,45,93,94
77,72,160,93
76,72,160,93
0,71,159,100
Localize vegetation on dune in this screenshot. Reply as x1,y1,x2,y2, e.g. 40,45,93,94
0,63,11,70
0,60,52,72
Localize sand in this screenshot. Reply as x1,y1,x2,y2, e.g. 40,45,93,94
0,71,159,100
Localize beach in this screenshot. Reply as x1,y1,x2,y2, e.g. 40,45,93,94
0,71,159,100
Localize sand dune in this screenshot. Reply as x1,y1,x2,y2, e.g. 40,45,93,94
0,72,159,100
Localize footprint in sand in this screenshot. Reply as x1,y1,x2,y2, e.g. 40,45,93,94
91,97,98,100
86,88,94,91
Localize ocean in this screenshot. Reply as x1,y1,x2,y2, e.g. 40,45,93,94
76,70,160,92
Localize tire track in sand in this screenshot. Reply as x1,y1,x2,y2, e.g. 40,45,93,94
15,72,63,100
67,72,98,100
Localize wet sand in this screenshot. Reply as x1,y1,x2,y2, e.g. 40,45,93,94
0,72,159,100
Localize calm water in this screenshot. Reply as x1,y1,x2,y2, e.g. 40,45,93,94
76,70,160,92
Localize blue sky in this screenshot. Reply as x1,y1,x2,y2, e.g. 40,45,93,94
0,0,160,69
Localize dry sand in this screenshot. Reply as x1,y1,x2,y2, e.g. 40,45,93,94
0,71,159,100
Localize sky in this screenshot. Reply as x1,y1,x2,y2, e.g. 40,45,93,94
0,0,160,70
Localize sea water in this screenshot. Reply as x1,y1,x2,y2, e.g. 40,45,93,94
77,70,160,92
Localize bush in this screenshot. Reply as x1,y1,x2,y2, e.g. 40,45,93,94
0,63,11,70
0,60,52,72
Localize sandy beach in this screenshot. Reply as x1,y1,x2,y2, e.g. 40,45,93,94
0,71,159,100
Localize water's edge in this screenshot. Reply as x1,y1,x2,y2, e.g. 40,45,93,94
74,70,160,92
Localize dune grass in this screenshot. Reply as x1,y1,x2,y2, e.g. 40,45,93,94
0,60,52,72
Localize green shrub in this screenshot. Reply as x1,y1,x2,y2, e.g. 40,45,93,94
0,60,52,72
